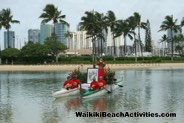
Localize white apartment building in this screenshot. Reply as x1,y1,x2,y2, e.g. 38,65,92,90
69,31,92,50
106,27,124,56
68,27,125,56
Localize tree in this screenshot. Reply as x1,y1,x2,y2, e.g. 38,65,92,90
145,20,152,52
126,16,138,62
1,48,20,64
21,42,50,57
106,10,117,61
173,34,184,55
133,12,147,59
39,4,66,24
79,11,106,63
0,8,20,48
39,4,67,35
0,10,3,29
115,19,133,56
95,12,108,57
79,10,108,61
159,15,181,60
160,34,170,56
44,34,67,62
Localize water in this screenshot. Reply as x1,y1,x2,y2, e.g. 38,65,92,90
0,68,184,123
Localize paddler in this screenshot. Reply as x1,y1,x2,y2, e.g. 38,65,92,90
89,77,99,90
70,74,82,90
96,58,106,81
98,76,106,89
63,76,72,90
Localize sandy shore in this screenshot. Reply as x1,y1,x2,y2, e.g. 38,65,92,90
0,63,184,71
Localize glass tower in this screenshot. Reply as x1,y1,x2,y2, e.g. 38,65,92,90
4,31,15,49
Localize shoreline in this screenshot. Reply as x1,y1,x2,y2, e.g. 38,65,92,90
0,63,184,71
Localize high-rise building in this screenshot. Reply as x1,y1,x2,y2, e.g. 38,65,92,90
28,29,40,43
69,27,125,56
106,27,124,56
54,22,69,45
167,29,181,53
40,24,53,44
69,31,92,50
4,31,15,49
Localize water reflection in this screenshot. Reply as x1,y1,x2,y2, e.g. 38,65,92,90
53,97,82,112
0,72,13,123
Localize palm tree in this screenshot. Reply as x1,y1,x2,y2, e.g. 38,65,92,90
180,17,184,27
159,15,181,61
173,34,184,55
0,10,3,30
115,19,133,56
64,31,73,48
39,4,66,35
127,16,137,62
95,12,108,57
79,11,99,63
0,8,20,48
106,10,117,61
160,34,169,56
79,10,108,64
133,12,147,59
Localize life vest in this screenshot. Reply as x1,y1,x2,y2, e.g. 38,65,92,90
90,81,99,90
64,80,72,89
98,80,106,89
70,79,81,89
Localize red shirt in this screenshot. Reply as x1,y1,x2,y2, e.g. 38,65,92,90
98,68,105,81
98,80,106,89
63,80,72,89
70,78,81,89
90,80,99,90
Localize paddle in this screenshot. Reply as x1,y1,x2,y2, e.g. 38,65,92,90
104,87,111,93
113,79,124,87
116,84,123,87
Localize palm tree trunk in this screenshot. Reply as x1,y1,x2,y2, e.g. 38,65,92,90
134,34,137,62
53,23,56,36
7,29,10,48
92,37,95,64
138,26,141,55
171,29,174,61
113,34,116,61
98,39,100,56
94,40,97,62
101,38,103,57
124,35,126,56
140,42,144,61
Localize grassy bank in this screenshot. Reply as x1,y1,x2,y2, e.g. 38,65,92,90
1,56,184,65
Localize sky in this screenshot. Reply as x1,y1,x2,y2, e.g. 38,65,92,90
1,0,184,49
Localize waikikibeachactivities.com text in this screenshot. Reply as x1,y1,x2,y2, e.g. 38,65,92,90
75,112,176,118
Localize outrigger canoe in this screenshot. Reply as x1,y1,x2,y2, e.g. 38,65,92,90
52,88,80,98
81,79,123,98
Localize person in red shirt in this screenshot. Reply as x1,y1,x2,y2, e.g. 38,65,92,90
70,75,81,90
63,76,72,90
97,58,106,81
98,76,106,89
90,77,99,90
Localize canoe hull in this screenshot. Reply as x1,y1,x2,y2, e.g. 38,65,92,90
81,81,123,98
52,88,80,98
82,89,107,99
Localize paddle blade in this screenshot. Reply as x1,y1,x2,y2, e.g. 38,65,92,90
118,85,124,87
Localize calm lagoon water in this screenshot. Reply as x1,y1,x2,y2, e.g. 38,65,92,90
0,68,184,123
